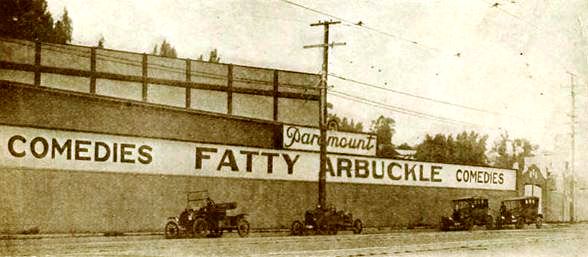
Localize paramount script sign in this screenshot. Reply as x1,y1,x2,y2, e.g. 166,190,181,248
282,125,376,156
0,125,516,190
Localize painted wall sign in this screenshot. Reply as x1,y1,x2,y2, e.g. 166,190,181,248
0,125,515,190
282,125,377,156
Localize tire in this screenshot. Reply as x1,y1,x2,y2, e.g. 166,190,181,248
164,221,179,239
535,216,543,229
464,218,473,231
353,219,363,234
237,219,250,237
485,215,494,230
291,220,304,236
192,218,208,238
515,218,524,229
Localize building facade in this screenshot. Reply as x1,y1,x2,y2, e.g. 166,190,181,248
0,38,519,234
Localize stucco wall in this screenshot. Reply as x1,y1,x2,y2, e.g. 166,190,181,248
0,82,517,234
0,167,516,234
0,82,277,149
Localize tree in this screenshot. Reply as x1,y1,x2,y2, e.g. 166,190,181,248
52,8,72,44
0,0,56,42
415,134,451,163
490,131,537,169
97,35,105,48
153,39,177,58
0,1,73,44
197,48,221,63
333,117,364,132
370,115,396,157
208,48,220,63
454,131,488,165
415,131,488,166
326,103,364,133
397,143,414,150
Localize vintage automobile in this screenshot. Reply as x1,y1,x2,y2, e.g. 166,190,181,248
496,196,543,229
440,196,493,231
164,191,250,238
290,204,363,236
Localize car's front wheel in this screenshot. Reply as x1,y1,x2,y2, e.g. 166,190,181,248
192,218,208,238
536,216,543,229
485,215,494,230
464,218,474,231
353,219,363,234
237,218,250,237
164,221,179,239
515,218,525,229
291,220,304,236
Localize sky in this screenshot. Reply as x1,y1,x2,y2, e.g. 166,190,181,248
45,0,588,166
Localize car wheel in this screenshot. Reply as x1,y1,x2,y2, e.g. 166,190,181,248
464,218,473,231
515,218,525,229
237,218,250,237
485,215,494,230
535,216,543,229
164,221,179,239
353,219,363,234
192,218,208,238
291,221,304,236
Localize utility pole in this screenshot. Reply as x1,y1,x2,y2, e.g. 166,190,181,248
568,71,576,223
304,20,345,208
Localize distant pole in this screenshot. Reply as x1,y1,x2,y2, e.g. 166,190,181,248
568,71,576,223
304,20,345,208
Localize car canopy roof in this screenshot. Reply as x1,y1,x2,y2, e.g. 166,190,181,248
452,196,488,202
501,196,539,202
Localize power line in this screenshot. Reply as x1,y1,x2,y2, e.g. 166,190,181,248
329,89,487,128
328,73,528,120
277,0,438,52
330,90,483,128
277,1,580,110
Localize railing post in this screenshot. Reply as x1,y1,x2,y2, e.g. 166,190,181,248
142,53,148,102
34,41,41,86
227,64,233,115
185,59,191,109
90,48,96,94
273,70,279,121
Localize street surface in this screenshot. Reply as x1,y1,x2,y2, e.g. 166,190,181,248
1,223,587,257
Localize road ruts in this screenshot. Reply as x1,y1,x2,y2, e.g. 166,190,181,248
1,224,587,257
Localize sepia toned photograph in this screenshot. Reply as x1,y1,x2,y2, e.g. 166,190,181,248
0,0,587,256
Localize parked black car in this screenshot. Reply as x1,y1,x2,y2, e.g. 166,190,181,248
440,196,493,231
496,196,543,229
164,191,250,238
291,204,363,236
